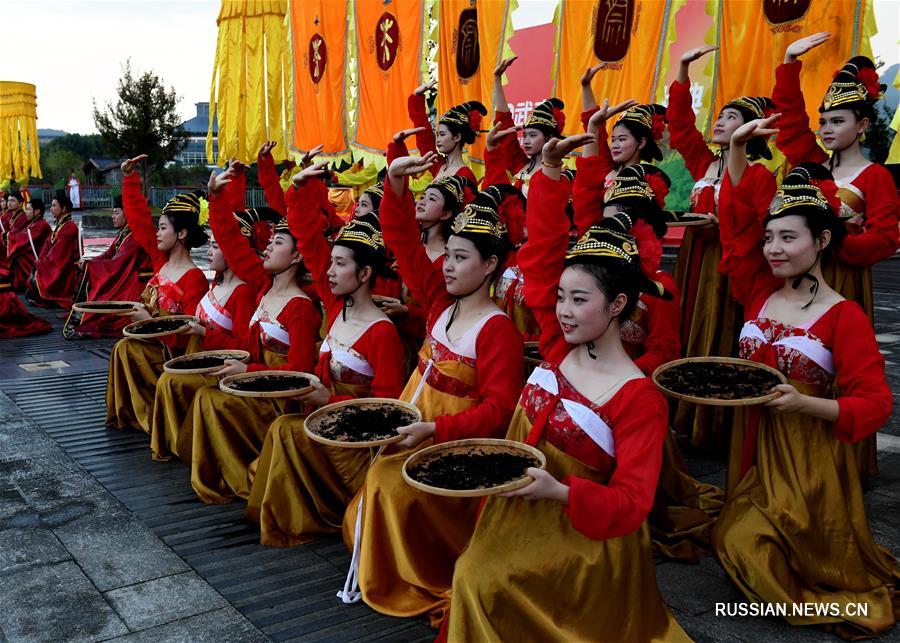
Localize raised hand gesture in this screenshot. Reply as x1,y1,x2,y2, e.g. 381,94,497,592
121,154,148,177
493,56,517,78
680,45,717,65
258,141,277,159
208,168,234,195
543,134,596,167
388,152,439,179
581,64,604,87
784,32,830,64
393,127,427,145
731,114,781,146
485,122,518,151
413,80,437,96
291,160,330,187
301,144,325,167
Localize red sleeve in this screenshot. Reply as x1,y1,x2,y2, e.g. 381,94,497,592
580,107,599,132
838,165,900,265
203,282,257,350
433,314,524,443
248,297,322,373
633,272,682,376
6,221,40,258
518,171,571,365
179,269,209,316
285,180,337,311
257,151,288,216
482,144,512,188
94,232,119,261
455,166,478,186
407,93,439,165
209,187,270,290
31,220,51,255
387,140,409,166
379,178,450,309
122,173,165,271
831,302,893,443
773,62,829,166
592,121,615,178
562,380,668,540
34,222,79,290
227,168,247,212
311,177,343,234
493,110,529,174
717,165,780,309
328,320,407,403
573,156,606,235
667,79,717,180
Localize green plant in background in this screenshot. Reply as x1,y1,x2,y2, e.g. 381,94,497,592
658,150,693,213
862,103,896,165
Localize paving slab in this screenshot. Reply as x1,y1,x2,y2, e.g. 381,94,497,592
104,571,228,632
104,606,268,643
0,526,71,575
0,560,129,642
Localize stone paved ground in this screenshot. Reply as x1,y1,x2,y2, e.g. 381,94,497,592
0,258,898,642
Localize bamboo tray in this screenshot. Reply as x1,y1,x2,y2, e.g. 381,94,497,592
305,398,421,449
163,350,251,375
72,300,142,315
372,295,401,309
123,315,197,339
218,370,319,399
668,213,715,228
652,356,787,407
402,438,547,498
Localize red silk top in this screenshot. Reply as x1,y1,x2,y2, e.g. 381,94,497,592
30,215,80,307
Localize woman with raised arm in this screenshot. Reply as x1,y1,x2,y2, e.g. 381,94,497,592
712,117,897,638
105,155,209,434
244,161,406,547
149,180,279,463
340,150,523,626
773,34,899,484
667,45,777,452
189,169,322,505
486,56,565,197
404,80,484,183
443,135,688,641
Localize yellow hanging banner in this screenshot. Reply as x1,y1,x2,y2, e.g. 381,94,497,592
290,0,350,158
553,0,683,137
0,81,41,181
437,0,517,165
351,0,427,166
708,0,874,133
207,0,293,165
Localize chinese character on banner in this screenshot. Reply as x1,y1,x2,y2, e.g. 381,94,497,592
512,101,534,127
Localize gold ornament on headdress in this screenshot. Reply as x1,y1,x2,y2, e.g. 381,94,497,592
429,176,465,204
335,218,384,251
618,104,654,130
768,184,830,217
821,80,868,111
451,203,507,239
605,172,655,204
724,96,767,119
565,227,637,263
525,100,560,131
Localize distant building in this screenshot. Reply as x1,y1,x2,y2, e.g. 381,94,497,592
177,102,218,166
83,158,125,186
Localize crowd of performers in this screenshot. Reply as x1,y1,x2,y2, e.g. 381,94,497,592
1,33,899,639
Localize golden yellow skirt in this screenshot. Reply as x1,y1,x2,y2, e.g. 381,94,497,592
649,428,724,563
149,372,217,463
246,413,371,547
190,385,286,504
673,228,743,453
105,338,171,433
712,381,899,639
823,259,877,485
447,406,690,641
342,354,479,626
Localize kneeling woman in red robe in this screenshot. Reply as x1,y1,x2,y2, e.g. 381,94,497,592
105,155,210,434
63,195,153,339
246,161,406,546
341,152,523,624
712,118,897,638
444,137,688,641
190,168,321,505
26,193,80,308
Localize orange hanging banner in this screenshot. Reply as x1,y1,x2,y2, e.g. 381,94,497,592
351,0,426,164
554,0,682,137
437,0,517,165
709,0,874,134
290,0,350,157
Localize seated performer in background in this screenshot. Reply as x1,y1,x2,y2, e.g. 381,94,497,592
26,193,80,309
7,198,50,290
63,195,153,339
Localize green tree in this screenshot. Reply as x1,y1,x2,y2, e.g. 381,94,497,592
658,150,694,213
44,133,108,160
42,149,83,187
92,60,188,194
862,104,896,165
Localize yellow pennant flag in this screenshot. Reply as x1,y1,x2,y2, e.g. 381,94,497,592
351,0,427,166
708,0,875,134
290,0,350,158
207,0,293,165
437,0,517,167
554,0,683,137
